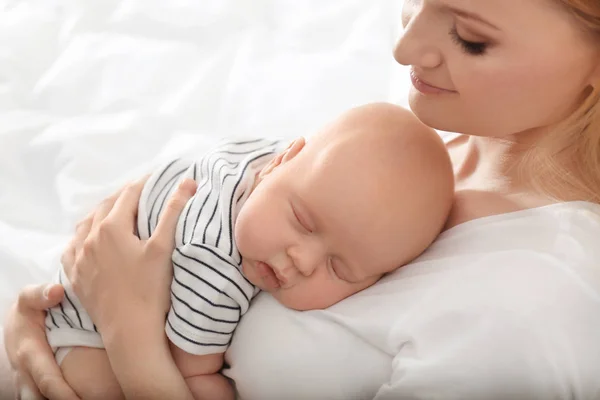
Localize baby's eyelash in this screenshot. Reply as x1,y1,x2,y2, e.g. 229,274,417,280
449,27,488,56
328,257,344,281
292,205,312,233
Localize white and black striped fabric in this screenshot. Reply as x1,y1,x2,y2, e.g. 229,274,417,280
46,138,282,357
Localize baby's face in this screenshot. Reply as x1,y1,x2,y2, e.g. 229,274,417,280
235,134,414,310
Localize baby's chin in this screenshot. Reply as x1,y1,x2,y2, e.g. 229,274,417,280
269,289,349,311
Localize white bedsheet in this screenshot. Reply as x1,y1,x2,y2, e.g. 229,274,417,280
0,0,410,324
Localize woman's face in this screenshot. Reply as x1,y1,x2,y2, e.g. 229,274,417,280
395,0,600,138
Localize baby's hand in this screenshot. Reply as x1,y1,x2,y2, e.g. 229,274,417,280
169,343,234,400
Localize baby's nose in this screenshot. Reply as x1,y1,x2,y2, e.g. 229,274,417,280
289,250,323,278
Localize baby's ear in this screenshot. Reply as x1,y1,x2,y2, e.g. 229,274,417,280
281,137,305,163
259,137,306,178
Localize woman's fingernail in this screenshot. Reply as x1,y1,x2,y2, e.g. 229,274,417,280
19,386,37,400
43,285,52,299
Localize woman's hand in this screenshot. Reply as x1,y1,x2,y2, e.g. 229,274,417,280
3,283,80,400
68,177,197,336
64,175,198,399
4,175,196,399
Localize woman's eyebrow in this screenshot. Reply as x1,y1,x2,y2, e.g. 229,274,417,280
445,6,500,31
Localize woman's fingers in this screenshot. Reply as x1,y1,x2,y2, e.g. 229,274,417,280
90,187,124,230
74,175,151,253
16,284,64,312
150,179,197,249
17,340,78,400
8,284,79,400
105,179,147,231
23,343,80,400
14,372,45,400
14,316,80,400
60,215,92,275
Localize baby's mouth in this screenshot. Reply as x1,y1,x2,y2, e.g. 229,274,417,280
255,261,281,291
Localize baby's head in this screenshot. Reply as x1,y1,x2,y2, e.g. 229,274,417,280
235,103,454,310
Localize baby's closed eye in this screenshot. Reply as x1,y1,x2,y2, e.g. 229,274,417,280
290,203,312,233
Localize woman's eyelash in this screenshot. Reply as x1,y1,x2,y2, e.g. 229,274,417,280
449,27,488,56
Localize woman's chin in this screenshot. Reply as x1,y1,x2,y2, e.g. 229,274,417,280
409,101,456,132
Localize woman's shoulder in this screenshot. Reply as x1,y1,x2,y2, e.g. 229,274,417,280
412,200,600,303
430,200,600,260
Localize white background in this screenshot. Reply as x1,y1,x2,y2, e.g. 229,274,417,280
0,0,411,323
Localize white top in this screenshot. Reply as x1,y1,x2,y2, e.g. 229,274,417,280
223,201,600,400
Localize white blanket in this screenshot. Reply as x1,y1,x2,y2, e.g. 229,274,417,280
0,0,411,324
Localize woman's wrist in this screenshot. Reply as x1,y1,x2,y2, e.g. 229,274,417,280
101,311,193,399
102,307,166,350
102,314,193,400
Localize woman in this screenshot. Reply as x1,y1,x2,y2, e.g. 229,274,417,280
4,0,600,398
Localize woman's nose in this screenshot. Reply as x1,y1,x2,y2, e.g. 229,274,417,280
393,8,443,70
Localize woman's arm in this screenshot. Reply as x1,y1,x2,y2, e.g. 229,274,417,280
102,312,195,399
2,181,137,399
67,177,198,399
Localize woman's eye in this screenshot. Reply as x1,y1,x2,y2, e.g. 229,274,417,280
449,27,488,56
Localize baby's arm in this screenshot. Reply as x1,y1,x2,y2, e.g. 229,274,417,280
61,347,125,400
102,314,196,399
170,343,235,400
60,320,199,400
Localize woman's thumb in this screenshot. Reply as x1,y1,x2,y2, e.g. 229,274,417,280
151,179,197,247
17,284,64,311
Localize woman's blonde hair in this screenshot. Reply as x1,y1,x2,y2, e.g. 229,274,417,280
526,0,600,202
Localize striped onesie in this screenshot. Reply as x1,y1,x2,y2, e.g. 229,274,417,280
45,138,282,363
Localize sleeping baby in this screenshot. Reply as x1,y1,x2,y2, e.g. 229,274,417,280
45,102,454,399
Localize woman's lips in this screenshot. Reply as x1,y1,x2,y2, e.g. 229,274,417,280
410,70,455,95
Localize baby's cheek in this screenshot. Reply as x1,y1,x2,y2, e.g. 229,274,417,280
234,213,254,256
274,289,322,311
236,209,274,261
